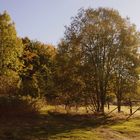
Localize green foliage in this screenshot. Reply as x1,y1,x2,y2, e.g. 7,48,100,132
0,11,23,96
0,9,140,116
54,40,85,107
0,75,19,95
21,38,56,98
0,11,23,75
57,8,140,112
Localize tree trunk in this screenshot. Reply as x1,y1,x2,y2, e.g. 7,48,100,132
97,99,100,112
75,105,78,113
65,105,71,114
100,86,105,113
107,101,110,110
100,102,104,113
129,99,132,115
117,97,121,113
85,105,89,114
100,95,105,113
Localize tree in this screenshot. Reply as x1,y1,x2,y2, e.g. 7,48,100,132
21,38,56,98
54,40,85,111
0,11,23,95
112,23,140,112
59,8,140,113
0,11,23,75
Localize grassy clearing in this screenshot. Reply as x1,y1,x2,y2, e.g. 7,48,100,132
0,105,140,140
110,119,140,132
0,113,103,140
49,129,100,140
105,118,140,140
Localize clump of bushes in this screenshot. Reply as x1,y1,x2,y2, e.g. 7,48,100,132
0,95,46,117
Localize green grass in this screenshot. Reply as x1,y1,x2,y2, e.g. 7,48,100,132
1,105,140,140
0,113,102,140
49,129,100,140
110,118,140,132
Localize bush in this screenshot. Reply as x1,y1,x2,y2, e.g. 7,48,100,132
0,75,19,96
0,96,45,117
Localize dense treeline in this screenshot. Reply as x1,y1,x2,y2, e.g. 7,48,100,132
0,8,140,115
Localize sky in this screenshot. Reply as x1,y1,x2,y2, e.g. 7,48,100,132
0,0,140,46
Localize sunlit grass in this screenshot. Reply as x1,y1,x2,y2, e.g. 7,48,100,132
40,105,55,114
1,105,140,139
49,129,101,140
110,119,140,132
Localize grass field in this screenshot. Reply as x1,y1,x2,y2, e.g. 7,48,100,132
1,105,140,140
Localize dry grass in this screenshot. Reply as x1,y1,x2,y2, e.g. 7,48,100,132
0,105,140,140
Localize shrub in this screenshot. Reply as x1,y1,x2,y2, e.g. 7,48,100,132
0,96,46,117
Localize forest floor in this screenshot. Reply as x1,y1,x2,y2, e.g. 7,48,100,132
0,105,140,140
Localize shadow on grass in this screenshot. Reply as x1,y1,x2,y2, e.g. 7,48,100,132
0,111,126,140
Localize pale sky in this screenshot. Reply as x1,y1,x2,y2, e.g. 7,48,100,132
0,0,140,46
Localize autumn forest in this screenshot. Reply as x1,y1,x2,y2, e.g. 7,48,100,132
0,8,140,140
